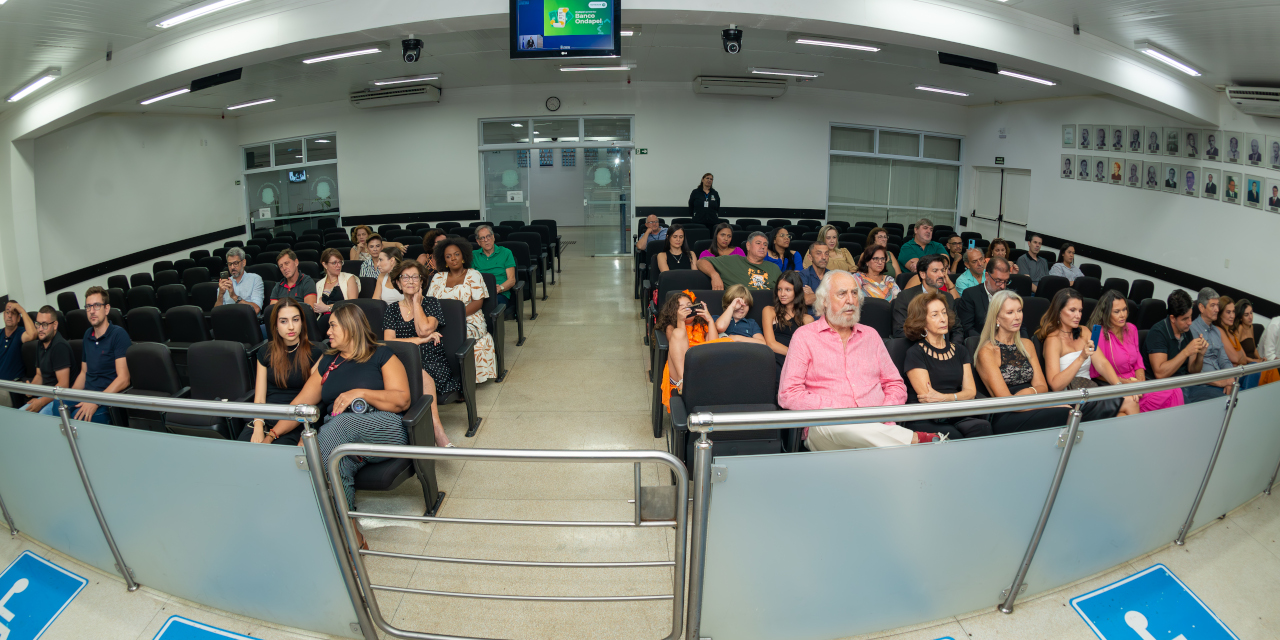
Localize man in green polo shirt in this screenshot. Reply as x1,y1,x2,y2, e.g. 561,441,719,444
473,224,516,304
697,231,781,291
897,217,949,274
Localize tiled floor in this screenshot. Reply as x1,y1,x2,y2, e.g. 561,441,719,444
7,227,1280,640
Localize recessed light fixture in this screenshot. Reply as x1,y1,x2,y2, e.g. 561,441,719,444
139,87,191,105
302,47,382,64
153,0,253,28
511,123,523,127
749,67,824,78
560,65,633,71
1134,40,1202,77
313,139,330,143
997,69,1056,86
620,30,637,36
793,37,880,52
226,97,275,110
915,85,969,97
371,73,441,86
6,68,60,102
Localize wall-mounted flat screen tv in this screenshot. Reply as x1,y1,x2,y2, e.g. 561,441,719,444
287,170,307,183
510,0,621,59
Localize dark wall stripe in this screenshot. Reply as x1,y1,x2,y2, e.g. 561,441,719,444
637,206,825,220
342,210,481,226
44,225,245,294
1035,231,1278,318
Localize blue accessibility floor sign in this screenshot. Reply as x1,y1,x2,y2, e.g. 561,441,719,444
152,616,255,640
0,550,88,640
1070,564,1238,640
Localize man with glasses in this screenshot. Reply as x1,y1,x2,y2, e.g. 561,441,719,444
953,248,986,294
214,247,263,314
472,224,517,305
70,286,131,424
19,306,73,415
944,234,965,274
957,256,1013,339
1,300,36,406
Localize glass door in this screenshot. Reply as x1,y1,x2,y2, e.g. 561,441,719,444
583,147,631,256
481,150,529,225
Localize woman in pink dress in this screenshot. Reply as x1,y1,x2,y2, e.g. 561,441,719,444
1088,291,1183,412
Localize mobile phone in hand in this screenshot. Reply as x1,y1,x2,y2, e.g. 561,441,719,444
1090,324,1102,346
220,271,230,280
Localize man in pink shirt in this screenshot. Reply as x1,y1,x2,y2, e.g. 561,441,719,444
779,271,941,450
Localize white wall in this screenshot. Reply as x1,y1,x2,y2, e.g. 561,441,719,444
964,94,1280,301
34,114,245,279
233,81,969,215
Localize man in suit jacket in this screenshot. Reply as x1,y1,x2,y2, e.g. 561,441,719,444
957,257,1012,339
893,254,963,343
1270,187,1280,208
1204,175,1217,195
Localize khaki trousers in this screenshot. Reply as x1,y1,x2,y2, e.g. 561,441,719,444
806,423,915,450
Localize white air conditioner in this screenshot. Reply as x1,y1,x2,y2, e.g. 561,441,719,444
1226,86,1280,118
349,84,440,109
692,76,787,98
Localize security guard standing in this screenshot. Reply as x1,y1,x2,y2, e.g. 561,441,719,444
689,173,720,227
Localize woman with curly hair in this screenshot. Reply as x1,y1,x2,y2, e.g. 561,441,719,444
655,291,733,410
428,236,497,382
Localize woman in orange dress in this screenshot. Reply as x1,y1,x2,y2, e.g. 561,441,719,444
657,291,732,410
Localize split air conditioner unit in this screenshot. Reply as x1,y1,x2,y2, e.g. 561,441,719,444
692,76,788,98
1226,86,1280,118
349,84,440,109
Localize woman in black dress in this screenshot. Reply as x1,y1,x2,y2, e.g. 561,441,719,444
244,298,325,445
761,271,812,372
688,173,720,227
900,291,992,439
381,260,459,447
656,224,697,273
975,291,1073,434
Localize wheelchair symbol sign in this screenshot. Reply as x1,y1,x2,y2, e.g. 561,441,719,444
1070,564,1237,640
152,616,256,639
0,551,88,640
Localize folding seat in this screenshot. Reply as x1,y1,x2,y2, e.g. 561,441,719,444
254,251,279,266
796,219,821,230
173,258,197,274
668,342,783,463
1079,264,1102,280
1039,250,1057,264
224,240,244,248
507,232,547,301
530,218,563,272
297,260,321,280
1009,274,1034,298
341,298,387,334
766,218,791,228
247,263,281,282
826,220,850,232
252,230,274,241
190,249,211,261
436,221,461,232
65,310,91,340
213,247,229,260
153,260,174,276
130,273,153,289
107,287,127,311
408,222,432,234
125,285,156,311
358,277,377,298
354,339,446,516
107,275,129,292
164,341,252,440
211,304,265,353
122,343,188,432
394,235,421,247
519,225,555,285
294,240,322,252
317,218,338,230
1130,279,1155,301
295,249,320,262
155,284,188,312
1036,275,1070,301
327,239,355,253
1136,299,1167,331
266,242,292,252
1102,278,1130,299
274,231,297,242
437,299,480,437
182,267,210,291
1023,296,1052,329
57,292,79,313
479,273,509,382
1081,298,1098,325
197,256,224,275
1074,276,1103,300
342,260,362,276
784,225,807,240
860,298,893,339
378,224,403,237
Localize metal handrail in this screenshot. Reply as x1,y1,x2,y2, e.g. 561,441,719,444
0,379,320,423
325,443,690,640
688,360,1280,432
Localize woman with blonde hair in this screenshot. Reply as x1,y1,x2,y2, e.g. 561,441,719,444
803,224,856,272
974,290,1072,433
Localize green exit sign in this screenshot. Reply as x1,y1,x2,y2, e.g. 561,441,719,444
637,148,648,155
995,157,1005,165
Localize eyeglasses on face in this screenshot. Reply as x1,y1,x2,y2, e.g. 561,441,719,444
399,275,422,282
85,303,107,311
35,321,55,329
226,259,244,267
868,256,887,262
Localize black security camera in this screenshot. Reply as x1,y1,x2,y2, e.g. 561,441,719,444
402,38,423,63
722,26,742,54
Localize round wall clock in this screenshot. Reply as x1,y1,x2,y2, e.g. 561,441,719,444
546,96,561,111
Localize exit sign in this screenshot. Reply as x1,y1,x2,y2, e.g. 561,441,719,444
637,148,648,154
995,157,1005,165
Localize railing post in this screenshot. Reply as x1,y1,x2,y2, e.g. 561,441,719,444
56,403,140,592
0,488,16,536
685,431,713,640
300,421,378,640
999,401,1084,614
1176,379,1241,545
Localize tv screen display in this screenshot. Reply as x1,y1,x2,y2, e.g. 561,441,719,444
287,170,307,183
509,0,620,59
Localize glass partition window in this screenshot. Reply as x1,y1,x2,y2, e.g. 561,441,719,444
243,133,341,224
305,135,337,162
244,144,271,170
828,124,962,227
273,139,303,166
584,118,631,141
483,120,531,145
532,118,580,143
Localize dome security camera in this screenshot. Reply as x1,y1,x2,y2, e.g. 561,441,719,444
402,38,424,63
722,26,742,54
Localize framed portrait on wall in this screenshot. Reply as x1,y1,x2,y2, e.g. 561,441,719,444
1267,178,1280,213
1183,130,1200,159
1224,131,1243,164
1163,127,1181,156
1266,136,1280,170
1079,125,1094,150
1204,130,1223,161
1145,126,1162,155
1061,154,1075,179
1245,174,1264,209
1095,125,1109,151
1062,125,1076,148
1222,172,1242,204
1093,157,1108,183
1143,161,1160,190
1201,168,1221,200
1161,163,1180,192
1109,157,1125,184
1127,126,1143,153
1180,166,1199,197
1110,125,1125,152
1126,159,1142,188
1246,133,1264,166
1077,156,1091,181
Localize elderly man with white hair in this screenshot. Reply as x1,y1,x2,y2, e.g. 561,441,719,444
778,270,943,450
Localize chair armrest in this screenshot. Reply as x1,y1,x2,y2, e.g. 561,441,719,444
173,387,191,399
670,393,689,432
455,337,477,384
486,301,507,322
246,339,268,359
401,393,432,437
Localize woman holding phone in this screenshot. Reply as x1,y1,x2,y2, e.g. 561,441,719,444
1036,288,1133,417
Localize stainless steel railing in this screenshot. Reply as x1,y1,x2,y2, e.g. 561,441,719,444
679,359,1280,638
325,444,689,640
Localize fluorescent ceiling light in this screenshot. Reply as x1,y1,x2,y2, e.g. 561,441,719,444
7,68,60,102
511,123,523,127
154,0,252,28
560,65,632,71
749,67,824,78
620,30,636,36
997,69,1056,86
793,38,879,52
227,97,275,110
1134,41,1201,77
302,48,382,64
313,139,330,143
139,87,191,105
915,85,969,97
371,73,440,86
